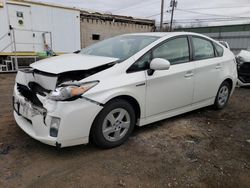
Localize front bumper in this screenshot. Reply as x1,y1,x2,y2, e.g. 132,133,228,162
14,111,58,146
13,84,103,147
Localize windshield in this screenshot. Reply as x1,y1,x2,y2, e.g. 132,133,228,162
80,35,159,61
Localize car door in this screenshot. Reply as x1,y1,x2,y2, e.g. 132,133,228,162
145,36,195,117
191,36,222,103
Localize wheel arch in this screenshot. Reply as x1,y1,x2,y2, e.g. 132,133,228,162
104,95,141,123
90,94,141,134
89,94,141,145
214,77,234,109
222,78,233,93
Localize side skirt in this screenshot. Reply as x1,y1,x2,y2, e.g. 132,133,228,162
138,98,215,126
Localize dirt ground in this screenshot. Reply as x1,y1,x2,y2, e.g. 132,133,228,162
0,73,250,188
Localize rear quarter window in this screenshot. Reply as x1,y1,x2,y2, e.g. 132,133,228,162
214,43,224,57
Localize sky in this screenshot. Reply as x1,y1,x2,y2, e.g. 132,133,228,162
37,0,250,27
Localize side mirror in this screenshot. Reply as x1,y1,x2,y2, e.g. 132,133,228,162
150,58,170,70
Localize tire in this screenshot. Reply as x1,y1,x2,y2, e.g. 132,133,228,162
214,81,231,109
90,99,136,149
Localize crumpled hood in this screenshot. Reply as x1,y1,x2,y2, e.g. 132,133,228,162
30,53,119,74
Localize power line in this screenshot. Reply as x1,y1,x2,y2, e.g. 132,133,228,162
179,5,250,10
173,20,249,23
176,9,250,20
145,4,250,19
110,0,160,13
146,8,250,19
146,12,164,18
176,8,239,18
171,18,250,24
172,17,250,21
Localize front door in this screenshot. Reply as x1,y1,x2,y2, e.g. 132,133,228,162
7,3,34,51
146,36,194,117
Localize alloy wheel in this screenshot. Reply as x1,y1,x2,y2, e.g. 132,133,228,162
217,85,229,106
102,108,131,142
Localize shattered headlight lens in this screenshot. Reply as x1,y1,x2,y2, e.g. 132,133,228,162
48,81,99,101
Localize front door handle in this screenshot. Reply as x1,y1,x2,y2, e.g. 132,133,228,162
185,71,194,78
216,63,222,69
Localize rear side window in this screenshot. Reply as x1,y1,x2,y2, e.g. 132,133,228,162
214,43,224,57
152,37,190,65
192,37,215,60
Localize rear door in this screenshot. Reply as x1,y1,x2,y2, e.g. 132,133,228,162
191,36,222,103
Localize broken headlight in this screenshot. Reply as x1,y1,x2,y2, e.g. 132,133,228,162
48,81,99,101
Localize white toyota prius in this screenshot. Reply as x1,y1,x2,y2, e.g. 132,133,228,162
13,32,237,148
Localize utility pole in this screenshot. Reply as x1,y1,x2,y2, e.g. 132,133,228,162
160,0,164,31
170,0,177,31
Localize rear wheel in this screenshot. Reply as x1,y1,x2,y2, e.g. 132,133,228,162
214,81,231,109
91,99,135,148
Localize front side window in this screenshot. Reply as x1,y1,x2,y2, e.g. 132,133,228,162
192,37,215,60
152,37,190,65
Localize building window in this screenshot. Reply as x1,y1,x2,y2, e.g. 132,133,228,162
92,34,100,40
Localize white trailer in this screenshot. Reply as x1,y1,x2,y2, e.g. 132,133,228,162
0,0,81,72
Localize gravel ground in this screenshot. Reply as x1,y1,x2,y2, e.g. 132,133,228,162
0,73,250,188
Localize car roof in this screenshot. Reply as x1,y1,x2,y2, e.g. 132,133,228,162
124,32,205,38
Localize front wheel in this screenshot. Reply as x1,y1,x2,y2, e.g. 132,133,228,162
90,99,136,148
214,81,231,109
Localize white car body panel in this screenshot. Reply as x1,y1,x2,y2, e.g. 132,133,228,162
83,62,147,119
15,69,58,90
145,61,195,117
13,32,237,147
139,97,215,126
193,57,222,103
30,53,119,74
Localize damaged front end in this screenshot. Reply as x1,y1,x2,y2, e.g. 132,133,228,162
14,61,116,108
13,62,115,147
13,68,54,124
236,50,250,85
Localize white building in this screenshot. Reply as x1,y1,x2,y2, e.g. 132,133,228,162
0,0,80,55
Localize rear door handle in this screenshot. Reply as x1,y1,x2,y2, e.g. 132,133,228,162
185,71,194,78
216,63,222,69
